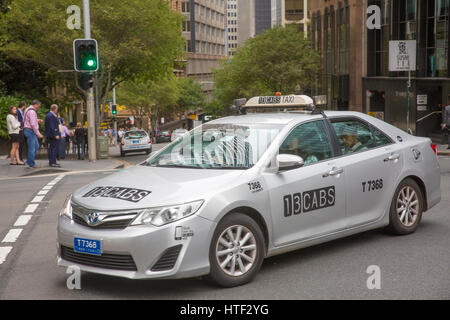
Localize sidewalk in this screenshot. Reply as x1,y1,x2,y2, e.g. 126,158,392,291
0,146,127,179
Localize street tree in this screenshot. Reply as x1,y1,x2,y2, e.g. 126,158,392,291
176,77,205,113
214,25,321,107
116,75,180,130
0,0,185,122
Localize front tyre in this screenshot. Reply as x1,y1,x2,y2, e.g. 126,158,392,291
388,178,424,235
206,213,265,287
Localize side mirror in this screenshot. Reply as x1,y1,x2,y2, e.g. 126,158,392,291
276,154,304,172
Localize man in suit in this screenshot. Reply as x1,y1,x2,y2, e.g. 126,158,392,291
442,96,450,150
45,104,61,168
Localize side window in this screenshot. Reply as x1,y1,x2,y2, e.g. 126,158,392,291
331,119,376,155
372,126,392,147
280,121,333,166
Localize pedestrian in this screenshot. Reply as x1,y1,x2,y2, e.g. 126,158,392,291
70,127,77,155
442,96,450,150
23,100,44,168
58,119,71,160
75,122,86,160
56,114,63,161
16,101,27,162
45,104,61,168
6,105,25,165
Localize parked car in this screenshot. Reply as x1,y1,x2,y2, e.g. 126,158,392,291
155,131,171,143
171,129,188,141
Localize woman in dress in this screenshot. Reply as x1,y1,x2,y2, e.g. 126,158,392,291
6,105,25,165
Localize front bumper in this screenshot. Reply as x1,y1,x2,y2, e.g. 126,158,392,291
57,214,215,279
122,145,152,152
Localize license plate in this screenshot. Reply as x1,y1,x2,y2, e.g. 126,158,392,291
132,140,139,144
74,237,102,256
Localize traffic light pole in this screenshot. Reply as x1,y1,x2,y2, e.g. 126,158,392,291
113,87,118,146
83,0,97,162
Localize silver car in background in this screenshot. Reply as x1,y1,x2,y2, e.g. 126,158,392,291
120,130,152,157
57,95,441,287
171,129,188,142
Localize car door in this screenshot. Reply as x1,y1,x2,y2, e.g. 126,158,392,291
330,117,403,227
263,120,347,247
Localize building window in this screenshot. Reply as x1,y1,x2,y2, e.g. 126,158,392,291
181,1,190,13
423,0,449,77
367,0,390,76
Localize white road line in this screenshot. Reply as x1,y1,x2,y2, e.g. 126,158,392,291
37,190,49,196
24,203,39,214
31,195,45,203
42,186,53,190
0,247,13,264
2,229,23,243
14,215,32,227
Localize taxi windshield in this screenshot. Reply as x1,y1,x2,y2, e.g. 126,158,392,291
145,123,281,169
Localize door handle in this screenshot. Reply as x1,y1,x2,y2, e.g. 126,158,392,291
384,154,400,162
323,167,344,178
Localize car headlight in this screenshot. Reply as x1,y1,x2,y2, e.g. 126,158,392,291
60,195,73,220
131,200,204,227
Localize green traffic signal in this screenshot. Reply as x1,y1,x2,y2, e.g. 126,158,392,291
73,39,99,72
111,105,117,116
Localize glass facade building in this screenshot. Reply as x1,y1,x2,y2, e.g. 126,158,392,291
365,0,449,136
311,0,351,110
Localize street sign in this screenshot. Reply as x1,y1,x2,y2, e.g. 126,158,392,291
417,95,428,105
389,40,416,72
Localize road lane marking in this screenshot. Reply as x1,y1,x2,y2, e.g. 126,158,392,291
14,215,33,227
24,204,39,214
2,229,23,243
31,195,45,203
0,247,13,264
0,175,66,267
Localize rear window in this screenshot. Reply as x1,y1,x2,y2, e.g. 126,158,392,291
125,131,147,139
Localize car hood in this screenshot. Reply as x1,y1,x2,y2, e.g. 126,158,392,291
72,165,246,211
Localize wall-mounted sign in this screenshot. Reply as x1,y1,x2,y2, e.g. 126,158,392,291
417,105,427,111
417,95,428,105
389,41,416,72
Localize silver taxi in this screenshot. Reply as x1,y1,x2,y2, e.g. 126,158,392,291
120,129,152,156
57,95,441,287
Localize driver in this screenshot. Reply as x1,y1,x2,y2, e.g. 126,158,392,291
341,125,367,154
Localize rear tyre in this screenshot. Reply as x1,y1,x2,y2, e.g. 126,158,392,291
206,213,265,288
387,178,424,235
120,149,125,157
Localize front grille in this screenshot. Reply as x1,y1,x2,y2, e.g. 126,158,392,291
61,246,137,271
71,203,137,230
151,245,183,272
72,213,134,230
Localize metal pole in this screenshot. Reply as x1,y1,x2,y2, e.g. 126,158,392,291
113,87,117,146
407,69,411,134
83,0,96,162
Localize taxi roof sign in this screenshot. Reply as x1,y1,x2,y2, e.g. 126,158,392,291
244,95,314,109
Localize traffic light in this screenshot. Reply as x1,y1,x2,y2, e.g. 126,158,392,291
111,105,117,116
73,39,99,72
